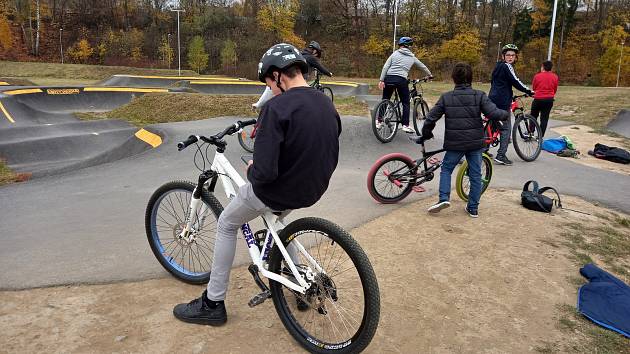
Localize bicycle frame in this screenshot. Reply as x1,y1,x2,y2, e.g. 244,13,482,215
483,95,527,145
181,150,317,294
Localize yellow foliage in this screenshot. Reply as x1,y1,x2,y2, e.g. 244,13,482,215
0,15,12,50
362,35,390,57
256,0,304,47
597,25,629,86
437,30,483,64
131,47,143,62
531,0,550,32
68,39,94,63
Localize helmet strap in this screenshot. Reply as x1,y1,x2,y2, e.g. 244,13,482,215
275,72,285,93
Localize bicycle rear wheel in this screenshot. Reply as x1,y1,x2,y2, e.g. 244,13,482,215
367,153,417,204
145,181,223,284
455,154,493,202
322,87,334,101
412,98,429,135
512,114,542,162
372,99,399,143
269,217,380,354
237,124,256,153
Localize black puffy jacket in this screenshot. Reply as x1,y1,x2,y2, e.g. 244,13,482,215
301,50,332,77
422,84,509,151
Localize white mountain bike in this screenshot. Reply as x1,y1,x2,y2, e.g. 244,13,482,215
145,120,380,353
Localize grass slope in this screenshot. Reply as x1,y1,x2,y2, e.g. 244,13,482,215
77,93,369,127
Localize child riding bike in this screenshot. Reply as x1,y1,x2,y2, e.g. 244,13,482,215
378,36,432,133
422,63,509,217
488,43,533,166
174,43,342,326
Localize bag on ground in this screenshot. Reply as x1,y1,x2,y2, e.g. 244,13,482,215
521,180,562,213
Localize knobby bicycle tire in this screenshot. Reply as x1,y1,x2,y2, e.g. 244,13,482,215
145,180,223,284
455,154,493,202
512,114,542,162
268,217,380,354
412,98,429,135
372,99,399,143
367,153,416,203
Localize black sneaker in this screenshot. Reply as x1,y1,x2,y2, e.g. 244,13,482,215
465,206,479,218
173,290,227,326
493,155,513,166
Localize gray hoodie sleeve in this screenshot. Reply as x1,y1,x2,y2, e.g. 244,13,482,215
414,58,431,77
379,54,394,81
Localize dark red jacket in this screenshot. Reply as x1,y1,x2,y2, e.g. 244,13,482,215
532,71,559,99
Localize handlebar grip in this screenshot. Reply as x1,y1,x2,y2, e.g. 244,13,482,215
239,119,257,128
177,135,198,151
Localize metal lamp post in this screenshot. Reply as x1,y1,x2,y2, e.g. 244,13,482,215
167,33,171,69
59,28,63,64
170,8,185,76
392,0,399,52
615,40,626,87
547,0,559,60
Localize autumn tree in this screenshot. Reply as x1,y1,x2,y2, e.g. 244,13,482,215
220,39,237,73
257,0,305,47
68,39,94,63
437,29,484,65
187,36,208,74
0,15,12,51
158,35,174,68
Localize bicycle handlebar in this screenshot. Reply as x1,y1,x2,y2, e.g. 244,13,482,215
177,119,258,151
513,93,532,100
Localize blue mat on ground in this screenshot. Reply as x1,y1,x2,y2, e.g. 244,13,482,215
577,263,630,338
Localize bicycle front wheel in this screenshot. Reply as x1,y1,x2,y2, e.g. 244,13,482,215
237,125,256,153
145,180,223,284
512,114,542,162
455,154,493,202
269,217,380,354
372,99,399,143
322,87,334,101
412,98,429,135
367,153,417,203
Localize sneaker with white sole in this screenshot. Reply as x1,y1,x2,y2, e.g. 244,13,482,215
493,155,513,165
401,125,415,134
464,206,479,218
428,200,451,213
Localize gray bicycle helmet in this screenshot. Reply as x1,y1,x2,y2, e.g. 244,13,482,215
257,43,309,83
307,41,322,52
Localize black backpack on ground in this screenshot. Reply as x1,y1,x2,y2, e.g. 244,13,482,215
521,180,562,213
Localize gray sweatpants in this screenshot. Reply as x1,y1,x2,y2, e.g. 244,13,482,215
497,113,513,158
206,183,292,301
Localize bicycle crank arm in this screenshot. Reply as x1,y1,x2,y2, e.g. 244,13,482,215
248,264,272,307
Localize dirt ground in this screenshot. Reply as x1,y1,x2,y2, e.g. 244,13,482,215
549,125,630,176
1,189,628,353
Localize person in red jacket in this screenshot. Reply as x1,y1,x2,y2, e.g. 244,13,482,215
531,60,559,137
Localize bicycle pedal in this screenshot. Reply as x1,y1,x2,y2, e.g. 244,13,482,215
248,290,271,307
412,186,426,193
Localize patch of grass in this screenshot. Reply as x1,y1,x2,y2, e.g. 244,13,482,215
77,93,370,127
551,87,630,130
556,304,630,353
0,158,29,186
333,96,369,116
0,61,199,84
617,217,630,228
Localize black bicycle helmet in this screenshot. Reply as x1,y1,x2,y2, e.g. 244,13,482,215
501,43,519,54
257,43,309,83
398,37,413,47
307,41,322,52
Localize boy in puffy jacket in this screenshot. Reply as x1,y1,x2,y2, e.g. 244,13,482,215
422,63,509,217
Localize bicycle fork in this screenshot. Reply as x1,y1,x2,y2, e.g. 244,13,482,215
179,171,215,243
